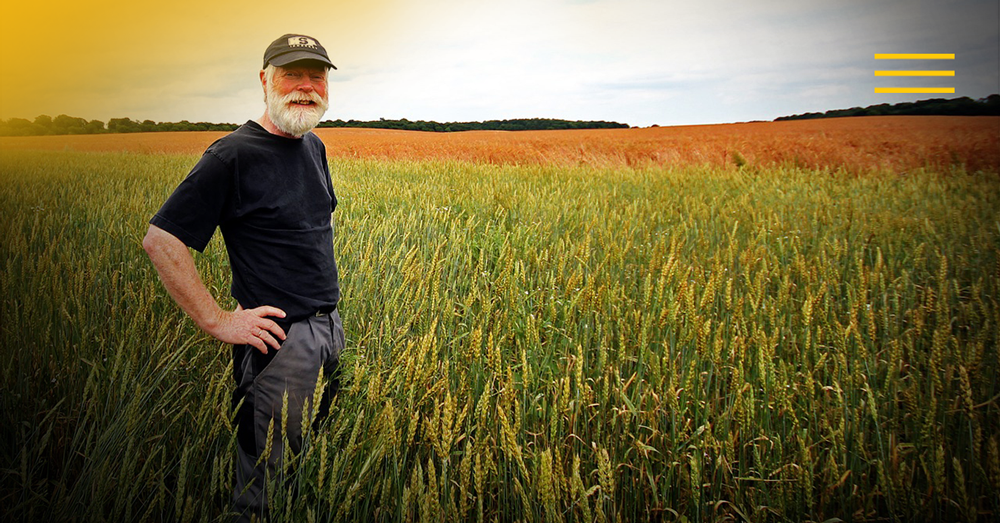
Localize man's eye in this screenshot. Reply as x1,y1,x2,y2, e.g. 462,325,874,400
285,72,302,79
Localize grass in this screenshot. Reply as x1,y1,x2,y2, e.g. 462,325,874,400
1,148,998,522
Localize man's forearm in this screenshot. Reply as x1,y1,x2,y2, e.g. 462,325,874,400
142,225,286,352
142,225,224,332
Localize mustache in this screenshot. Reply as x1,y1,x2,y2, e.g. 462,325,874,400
274,88,327,110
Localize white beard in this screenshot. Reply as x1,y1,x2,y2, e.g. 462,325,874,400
266,85,329,137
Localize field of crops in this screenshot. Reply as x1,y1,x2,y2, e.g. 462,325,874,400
2,118,999,522
4,115,999,173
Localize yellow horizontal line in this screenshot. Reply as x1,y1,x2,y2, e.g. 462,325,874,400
874,70,954,76
875,87,955,94
875,54,954,60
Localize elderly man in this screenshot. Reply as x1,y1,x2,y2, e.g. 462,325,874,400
142,34,344,520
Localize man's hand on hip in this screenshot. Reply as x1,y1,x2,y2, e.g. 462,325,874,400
142,224,288,354
209,304,288,354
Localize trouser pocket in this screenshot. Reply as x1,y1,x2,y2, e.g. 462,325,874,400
315,309,345,426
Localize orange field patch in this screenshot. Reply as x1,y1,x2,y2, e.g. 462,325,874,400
2,116,997,173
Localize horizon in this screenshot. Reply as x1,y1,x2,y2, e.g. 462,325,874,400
4,93,998,132
2,0,998,128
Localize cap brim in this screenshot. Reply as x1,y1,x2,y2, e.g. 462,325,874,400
268,51,337,70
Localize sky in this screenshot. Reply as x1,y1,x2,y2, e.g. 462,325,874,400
1,0,998,128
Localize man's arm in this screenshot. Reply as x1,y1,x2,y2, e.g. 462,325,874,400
142,224,286,354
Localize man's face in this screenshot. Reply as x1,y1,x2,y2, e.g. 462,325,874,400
264,61,330,137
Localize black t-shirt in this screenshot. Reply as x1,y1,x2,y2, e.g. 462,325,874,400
151,120,340,325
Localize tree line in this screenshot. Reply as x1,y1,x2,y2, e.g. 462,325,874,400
775,94,1000,121
0,115,239,137
316,117,630,132
0,115,629,137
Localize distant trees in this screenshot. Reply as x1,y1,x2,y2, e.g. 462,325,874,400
0,115,239,136
2,114,630,137
317,117,630,132
0,114,106,136
1,115,627,136
52,114,89,134
106,117,137,133
776,94,1000,121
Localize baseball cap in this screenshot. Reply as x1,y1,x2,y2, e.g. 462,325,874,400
263,34,337,70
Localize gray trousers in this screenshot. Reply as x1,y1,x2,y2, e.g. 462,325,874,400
231,309,344,522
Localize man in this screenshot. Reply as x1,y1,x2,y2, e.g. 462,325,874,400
142,34,344,521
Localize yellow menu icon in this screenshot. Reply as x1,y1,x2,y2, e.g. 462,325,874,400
874,54,955,94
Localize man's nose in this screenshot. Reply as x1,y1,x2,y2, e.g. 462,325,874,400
296,79,315,92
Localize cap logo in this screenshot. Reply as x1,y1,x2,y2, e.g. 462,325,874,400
288,36,318,49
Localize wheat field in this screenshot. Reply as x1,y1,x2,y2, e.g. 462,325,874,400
3,116,998,173
1,119,999,522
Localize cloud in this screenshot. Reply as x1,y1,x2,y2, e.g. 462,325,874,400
2,0,996,126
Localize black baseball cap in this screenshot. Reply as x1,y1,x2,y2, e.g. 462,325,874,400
263,34,337,70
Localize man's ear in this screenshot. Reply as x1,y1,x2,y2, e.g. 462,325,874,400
260,70,269,102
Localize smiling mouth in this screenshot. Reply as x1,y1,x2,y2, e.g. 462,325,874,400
291,100,316,106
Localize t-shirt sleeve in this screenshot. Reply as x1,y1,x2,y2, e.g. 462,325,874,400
150,151,234,252
323,152,337,212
